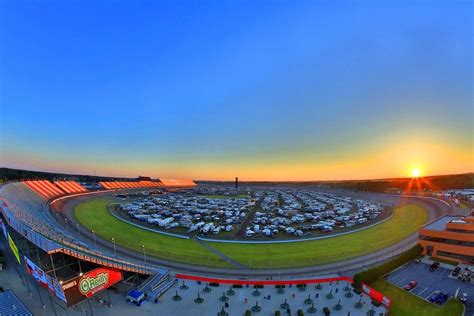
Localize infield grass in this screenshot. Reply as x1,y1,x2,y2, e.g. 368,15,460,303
370,279,463,316
75,200,428,269
206,204,428,268
74,199,231,268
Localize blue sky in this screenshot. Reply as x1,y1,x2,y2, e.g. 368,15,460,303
1,1,472,180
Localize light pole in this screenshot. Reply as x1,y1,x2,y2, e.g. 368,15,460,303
91,230,96,248
112,238,116,257
76,223,80,237
141,245,147,266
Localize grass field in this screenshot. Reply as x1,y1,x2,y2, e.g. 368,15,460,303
75,200,428,269
370,279,463,316
206,204,428,268
74,199,231,268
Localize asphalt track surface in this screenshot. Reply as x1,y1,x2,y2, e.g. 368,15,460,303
52,188,452,279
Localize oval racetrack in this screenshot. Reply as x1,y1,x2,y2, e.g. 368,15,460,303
53,189,451,278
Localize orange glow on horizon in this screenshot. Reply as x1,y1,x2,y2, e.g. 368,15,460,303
3,131,472,181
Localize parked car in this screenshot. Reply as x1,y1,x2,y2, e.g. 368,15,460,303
458,268,472,282
404,280,417,291
436,293,449,305
452,266,461,277
429,261,440,272
428,291,448,305
459,293,468,304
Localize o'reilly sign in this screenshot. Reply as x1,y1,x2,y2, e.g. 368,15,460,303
77,268,122,298
79,272,109,296
62,267,122,305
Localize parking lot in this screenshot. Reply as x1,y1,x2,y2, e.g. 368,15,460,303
386,260,474,314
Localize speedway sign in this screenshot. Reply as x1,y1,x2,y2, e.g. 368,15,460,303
78,267,122,298
62,266,122,306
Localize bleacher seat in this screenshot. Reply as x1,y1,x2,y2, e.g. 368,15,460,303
23,180,65,199
159,179,196,187
99,181,164,190
54,181,88,194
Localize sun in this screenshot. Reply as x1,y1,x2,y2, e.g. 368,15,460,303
411,168,421,178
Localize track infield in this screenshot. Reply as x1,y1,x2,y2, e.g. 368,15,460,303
74,199,232,268
206,204,428,268
74,200,428,269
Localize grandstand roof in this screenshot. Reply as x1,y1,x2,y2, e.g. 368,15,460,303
0,290,33,316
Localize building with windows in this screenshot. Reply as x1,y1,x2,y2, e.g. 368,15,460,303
418,215,474,264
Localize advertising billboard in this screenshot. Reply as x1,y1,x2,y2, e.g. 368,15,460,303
7,232,21,264
24,256,48,288
24,255,67,304
62,267,122,306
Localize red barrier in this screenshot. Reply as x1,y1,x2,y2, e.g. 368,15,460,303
362,283,392,307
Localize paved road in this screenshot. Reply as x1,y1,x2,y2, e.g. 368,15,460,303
52,189,451,279
235,193,265,238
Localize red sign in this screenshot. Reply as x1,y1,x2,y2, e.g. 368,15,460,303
77,267,122,298
362,283,392,307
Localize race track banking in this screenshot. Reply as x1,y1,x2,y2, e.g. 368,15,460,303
51,188,451,278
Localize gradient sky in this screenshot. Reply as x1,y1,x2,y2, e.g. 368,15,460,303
0,1,473,181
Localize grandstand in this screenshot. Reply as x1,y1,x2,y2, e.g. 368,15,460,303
0,177,196,284
0,182,155,274
54,180,88,194
138,180,163,187
23,180,65,199
159,179,196,187
99,179,196,190
99,181,163,190
1,182,73,247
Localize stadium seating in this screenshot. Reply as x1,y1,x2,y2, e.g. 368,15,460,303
1,182,69,243
23,180,65,199
159,179,196,187
54,181,88,194
1,182,156,274
99,181,163,190
99,180,195,189
139,181,163,187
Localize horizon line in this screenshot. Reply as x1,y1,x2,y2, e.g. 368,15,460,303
1,166,472,183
